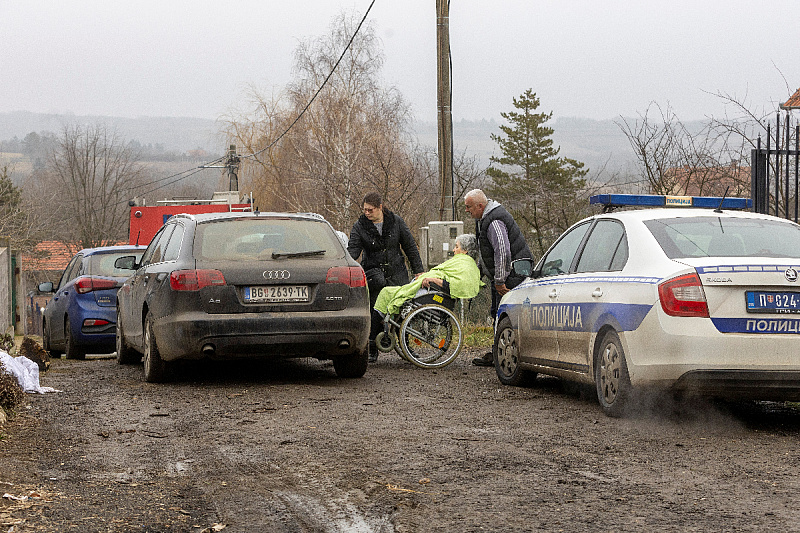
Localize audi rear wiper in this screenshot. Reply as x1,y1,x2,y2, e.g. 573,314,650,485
271,250,326,259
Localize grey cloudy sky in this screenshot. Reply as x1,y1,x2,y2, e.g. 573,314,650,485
2,1,797,123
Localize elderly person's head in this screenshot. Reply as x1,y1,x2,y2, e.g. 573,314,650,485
454,233,478,261
464,189,488,219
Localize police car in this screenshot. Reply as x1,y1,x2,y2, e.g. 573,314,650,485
493,194,800,416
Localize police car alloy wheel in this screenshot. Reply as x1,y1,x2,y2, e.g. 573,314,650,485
494,317,536,387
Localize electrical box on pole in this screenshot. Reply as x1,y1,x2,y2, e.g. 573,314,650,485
419,221,463,269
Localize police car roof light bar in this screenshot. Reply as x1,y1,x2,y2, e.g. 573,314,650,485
590,194,752,212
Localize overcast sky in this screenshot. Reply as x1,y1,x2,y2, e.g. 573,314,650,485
2,1,797,124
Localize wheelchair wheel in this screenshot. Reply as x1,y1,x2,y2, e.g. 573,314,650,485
398,304,463,369
395,338,410,361
375,331,397,353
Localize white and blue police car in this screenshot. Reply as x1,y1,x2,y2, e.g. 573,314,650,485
493,194,800,416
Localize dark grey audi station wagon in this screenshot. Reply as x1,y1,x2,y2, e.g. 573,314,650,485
114,211,371,382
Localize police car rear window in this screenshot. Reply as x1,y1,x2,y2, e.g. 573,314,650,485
644,217,800,259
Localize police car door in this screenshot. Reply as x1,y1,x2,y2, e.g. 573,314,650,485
555,219,628,372
519,222,592,365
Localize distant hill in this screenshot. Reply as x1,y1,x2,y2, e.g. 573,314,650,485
1,111,657,178
412,116,641,176
0,111,223,154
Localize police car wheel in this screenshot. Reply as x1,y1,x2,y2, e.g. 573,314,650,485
595,330,632,417
494,317,536,387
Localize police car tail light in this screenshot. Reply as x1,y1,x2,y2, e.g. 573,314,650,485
658,273,709,317
169,269,226,291
326,267,367,288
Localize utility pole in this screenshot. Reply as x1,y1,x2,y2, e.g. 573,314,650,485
226,144,239,191
436,0,454,221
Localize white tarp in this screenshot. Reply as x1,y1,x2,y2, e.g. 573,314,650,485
0,352,60,393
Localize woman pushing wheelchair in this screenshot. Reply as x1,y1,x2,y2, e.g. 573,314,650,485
371,233,483,367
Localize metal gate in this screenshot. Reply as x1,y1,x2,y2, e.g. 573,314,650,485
751,113,800,220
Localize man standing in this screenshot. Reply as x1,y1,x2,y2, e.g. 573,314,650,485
464,189,532,367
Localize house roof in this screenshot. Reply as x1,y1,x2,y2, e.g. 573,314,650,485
781,87,800,110
20,240,135,272
20,241,79,272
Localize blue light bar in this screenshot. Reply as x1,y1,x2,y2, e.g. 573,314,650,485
590,194,752,210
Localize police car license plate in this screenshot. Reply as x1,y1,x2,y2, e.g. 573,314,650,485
746,291,800,313
244,285,309,303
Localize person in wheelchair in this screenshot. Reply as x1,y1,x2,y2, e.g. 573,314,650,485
370,234,482,362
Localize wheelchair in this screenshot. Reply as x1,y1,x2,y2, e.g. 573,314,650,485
374,290,463,369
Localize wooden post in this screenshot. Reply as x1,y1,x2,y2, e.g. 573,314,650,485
436,0,453,221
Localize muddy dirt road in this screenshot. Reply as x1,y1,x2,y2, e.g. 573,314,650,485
3,349,800,532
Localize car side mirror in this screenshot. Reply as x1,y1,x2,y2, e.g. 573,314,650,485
114,256,138,271
38,281,54,293
512,258,533,278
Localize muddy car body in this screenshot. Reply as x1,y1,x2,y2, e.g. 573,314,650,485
115,211,370,382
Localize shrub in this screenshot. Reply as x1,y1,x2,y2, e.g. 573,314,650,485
0,368,24,412
0,333,14,353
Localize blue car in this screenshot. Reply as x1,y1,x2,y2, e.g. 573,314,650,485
39,245,145,359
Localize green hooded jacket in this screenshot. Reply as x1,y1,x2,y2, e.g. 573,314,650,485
374,252,483,315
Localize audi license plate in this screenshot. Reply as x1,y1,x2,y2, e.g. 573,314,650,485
244,285,309,303
746,291,800,314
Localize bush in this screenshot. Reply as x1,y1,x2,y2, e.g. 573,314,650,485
0,368,25,412
0,333,14,353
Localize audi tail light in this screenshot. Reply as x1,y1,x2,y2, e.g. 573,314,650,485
326,267,366,288
74,276,118,294
658,273,709,317
169,269,226,291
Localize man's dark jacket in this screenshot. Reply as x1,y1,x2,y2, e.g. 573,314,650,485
476,204,532,288
348,209,424,286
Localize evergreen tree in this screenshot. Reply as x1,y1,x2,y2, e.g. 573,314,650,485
486,89,588,256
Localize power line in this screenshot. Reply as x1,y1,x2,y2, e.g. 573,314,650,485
118,0,377,197
125,156,226,193
240,0,377,162
30,1,378,209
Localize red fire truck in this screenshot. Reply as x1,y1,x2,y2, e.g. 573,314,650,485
128,191,253,245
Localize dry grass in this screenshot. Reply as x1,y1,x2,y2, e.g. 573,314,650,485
463,322,494,348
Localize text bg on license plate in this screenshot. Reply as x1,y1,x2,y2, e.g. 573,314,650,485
245,285,309,303
746,291,800,314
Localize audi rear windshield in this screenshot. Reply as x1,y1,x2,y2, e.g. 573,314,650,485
644,216,800,259
193,218,345,261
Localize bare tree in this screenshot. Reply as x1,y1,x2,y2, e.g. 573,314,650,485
34,124,148,248
224,12,434,234
618,87,799,201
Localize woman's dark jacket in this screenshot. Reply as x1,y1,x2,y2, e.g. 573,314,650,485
348,209,424,286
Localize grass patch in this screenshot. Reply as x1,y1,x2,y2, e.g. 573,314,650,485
463,322,494,348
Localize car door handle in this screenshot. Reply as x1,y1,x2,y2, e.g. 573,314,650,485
549,289,558,299
592,288,603,298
